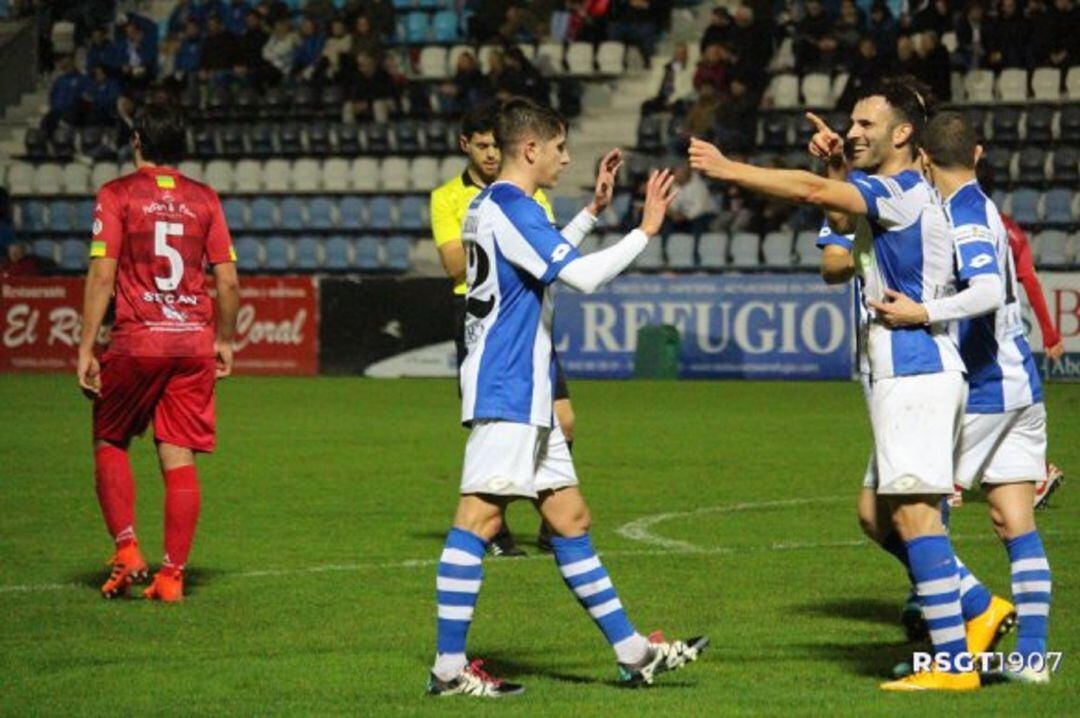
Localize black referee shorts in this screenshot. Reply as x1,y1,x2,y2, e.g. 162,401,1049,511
453,295,571,401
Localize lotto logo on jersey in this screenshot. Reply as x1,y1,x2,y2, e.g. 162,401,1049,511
551,244,572,262
969,254,993,269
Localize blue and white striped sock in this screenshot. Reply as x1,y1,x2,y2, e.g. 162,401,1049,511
1006,530,1051,662
551,533,648,665
954,556,992,620
433,527,486,681
907,535,968,671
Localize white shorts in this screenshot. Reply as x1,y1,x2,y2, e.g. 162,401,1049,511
871,371,966,496
860,373,878,490
461,421,579,498
954,403,1047,490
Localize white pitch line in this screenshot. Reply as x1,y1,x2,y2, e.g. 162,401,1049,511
615,495,850,551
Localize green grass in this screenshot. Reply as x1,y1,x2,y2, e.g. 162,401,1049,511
0,375,1077,716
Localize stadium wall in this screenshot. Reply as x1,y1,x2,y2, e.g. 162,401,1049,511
2,274,1078,380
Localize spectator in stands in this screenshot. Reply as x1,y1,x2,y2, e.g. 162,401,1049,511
85,64,121,123
262,17,299,84
255,0,291,25
115,11,160,62
115,17,157,93
168,0,197,35
712,75,756,151
352,14,382,62
612,0,658,68
833,0,866,57
916,30,951,100
683,84,721,139
985,0,1031,70
355,0,396,38
86,25,118,75
175,20,204,80
294,17,327,80
726,4,772,97
342,51,397,122
915,0,953,35
577,0,613,44
317,17,353,82
693,41,730,96
1,242,53,277
304,0,336,27
866,0,899,61
485,48,507,90
201,14,240,85
953,0,988,69
440,51,491,116
1044,0,1079,68
236,11,269,82
700,6,734,52
892,33,920,76
225,0,252,35
665,163,719,243
838,36,883,108
496,48,549,103
643,41,691,114
795,0,840,72
0,190,13,256
42,54,90,135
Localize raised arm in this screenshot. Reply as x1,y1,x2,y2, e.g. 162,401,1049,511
558,147,623,247
806,112,858,235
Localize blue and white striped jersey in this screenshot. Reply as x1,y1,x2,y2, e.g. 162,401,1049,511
947,181,1043,413
847,169,965,379
459,181,580,427
817,218,874,376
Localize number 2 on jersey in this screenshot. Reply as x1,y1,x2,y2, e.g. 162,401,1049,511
154,221,184,291
465,242,495,319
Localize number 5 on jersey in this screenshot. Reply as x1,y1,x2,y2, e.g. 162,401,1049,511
155,221,184,292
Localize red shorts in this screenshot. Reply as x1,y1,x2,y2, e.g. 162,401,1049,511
93,352,217,452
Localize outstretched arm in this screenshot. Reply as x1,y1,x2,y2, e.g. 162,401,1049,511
689,138,869,216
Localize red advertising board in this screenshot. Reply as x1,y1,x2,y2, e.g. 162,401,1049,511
1,276,318,375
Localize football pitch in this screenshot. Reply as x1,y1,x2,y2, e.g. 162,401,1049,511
1,375,1077,716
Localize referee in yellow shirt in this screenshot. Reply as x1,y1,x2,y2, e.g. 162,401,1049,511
431,103,619,555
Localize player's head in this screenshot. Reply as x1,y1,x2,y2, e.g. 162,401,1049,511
494,97,569,189
846,79,928,171
132,101,186,167
918,111,980,188
459,102,501,184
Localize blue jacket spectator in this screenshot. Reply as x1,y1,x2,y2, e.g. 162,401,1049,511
86,26,121,74
175,21,204,73
115,12,160,63
43,55,90,134
86,67,121,123
294,18,327,74
113,21,158,85
225,0,252,36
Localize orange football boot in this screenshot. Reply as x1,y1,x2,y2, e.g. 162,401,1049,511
143,569,184,602
101,541,148,598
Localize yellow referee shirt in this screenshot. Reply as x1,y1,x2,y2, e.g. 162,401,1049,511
430,170,556,295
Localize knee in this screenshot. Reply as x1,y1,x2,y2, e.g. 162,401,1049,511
551,505,591,537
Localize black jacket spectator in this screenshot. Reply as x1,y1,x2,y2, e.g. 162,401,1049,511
700,6,734,52
796,0,839,71
202,15,240,72
916,31,952,100
985,0,1031,70
915,0,953,35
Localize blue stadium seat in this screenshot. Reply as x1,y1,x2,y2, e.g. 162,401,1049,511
385,236,411,271
48,201,74,232
249,124,274,157
398,196,426,230
339,196,365,227
1025,106,1054,142
1009,188,1040,226
59,239,88,271
264,236,291,270
552,196,580,226
234,236,262,270
308,197,335,229
432,11,458,42
280,197,306,230
394,122,420,153
367,197,395,230
405,12,430,43
73,199,94,233
1016,147,1048,184
250,198,277,229
1036,230,1069,264
392,0,413,8
1042,189,1074,225
224,198,248,229
985,147,1012,182
19,200,46,231
324,236,352,270
1051,147,1079,183
32,239,58,263
355,236,382,269
294,237,321,269
991,107,1021,143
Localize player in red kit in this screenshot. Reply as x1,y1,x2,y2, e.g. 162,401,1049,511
77,102,241,602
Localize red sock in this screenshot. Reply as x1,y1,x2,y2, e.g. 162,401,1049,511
94,445,136,546
163,465,201,571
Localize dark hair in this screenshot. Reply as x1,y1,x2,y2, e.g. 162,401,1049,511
494,97,566,157
133,101,186,165
922,111,979,170
975,156,995,193
461,101,498,138
853,77,933,158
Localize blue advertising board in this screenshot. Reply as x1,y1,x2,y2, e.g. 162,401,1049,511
553,274,854,379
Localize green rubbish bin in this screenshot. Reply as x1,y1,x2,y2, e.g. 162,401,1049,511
633,324,681,379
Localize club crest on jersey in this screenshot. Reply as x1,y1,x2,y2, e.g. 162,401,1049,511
162,304,188,323
92,219,102,235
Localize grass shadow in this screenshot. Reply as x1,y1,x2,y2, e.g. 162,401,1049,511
792,639,916,679
69,566,227,596
792,598,903,627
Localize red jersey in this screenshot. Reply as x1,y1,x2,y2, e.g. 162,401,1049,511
1001,213,1061,349
90,166,235,357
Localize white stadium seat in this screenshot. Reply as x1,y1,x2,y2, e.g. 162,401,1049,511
292,158,321,192
233,159,261,192
351,157,380,192
62,163,90,194
418,46,448,79
178,160,203,182
729,232,760,267
1068,67,1080,100
770,74,800,109
566,42,593,75
380,157,410,191
964,69,994,102
322,158,350,192
203,160,234,192
410,157,440,192
698,232,728,269
6,163,35,195
90,163,121,191
596,41,625,75
34,163,64,195
535,42,564,76
263,159,291,192
666,233,696,269
801,73,832,107
438,156,460,183
830,73,849,106
1031,67,1061,101
996,68,1028,101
